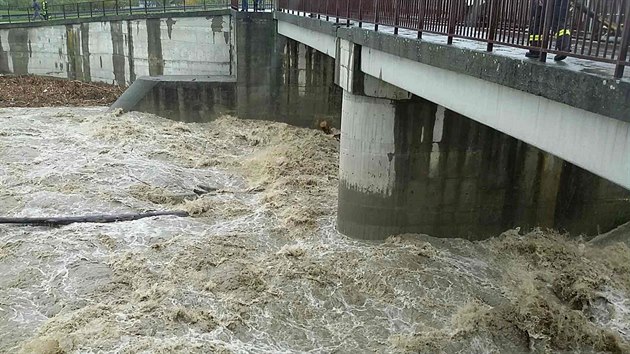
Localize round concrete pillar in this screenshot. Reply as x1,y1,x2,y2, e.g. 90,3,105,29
337,89,414,240
337,88,518,240
337,89,630,240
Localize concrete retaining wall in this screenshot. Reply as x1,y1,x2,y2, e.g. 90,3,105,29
0,11,342,128
234,12,341,127
0,14,232,85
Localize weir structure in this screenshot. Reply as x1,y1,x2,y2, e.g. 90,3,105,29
1,0,629,240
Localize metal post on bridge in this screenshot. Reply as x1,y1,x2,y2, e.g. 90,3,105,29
128,0,132,15
417,0,425,39
6,7,10,24
76,3,80,18
614,0,630,78
374,0,378,31
539,0,555,63
447,0,456,45
358,0,362,27
317,0,321,19
89,1,93,17
486,0,498,52
27,7,31,22
102,0,106,17
62,4,66,19
393,0,400,34
115,0,119,15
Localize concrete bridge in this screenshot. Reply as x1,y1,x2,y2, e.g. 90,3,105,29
1,2,629,240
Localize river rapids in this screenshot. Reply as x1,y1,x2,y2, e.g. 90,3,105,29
0,107,629,354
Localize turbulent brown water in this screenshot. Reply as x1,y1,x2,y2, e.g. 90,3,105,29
0,107,629,354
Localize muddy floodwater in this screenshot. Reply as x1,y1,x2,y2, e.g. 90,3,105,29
1,107,629,353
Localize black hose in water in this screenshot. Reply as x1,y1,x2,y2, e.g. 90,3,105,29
0,211,190,226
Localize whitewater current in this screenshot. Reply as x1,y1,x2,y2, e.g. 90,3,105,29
0,107,629,354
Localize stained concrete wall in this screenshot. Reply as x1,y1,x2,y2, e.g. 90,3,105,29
338,89,630,240
111,75,236,122
0,14,232,85
233,12,341,127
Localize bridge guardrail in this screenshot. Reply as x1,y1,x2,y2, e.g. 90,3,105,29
229,0,274,11
278,0,630,78
0,0,230,24
0,0,273,24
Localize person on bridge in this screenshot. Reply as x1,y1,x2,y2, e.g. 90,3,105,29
526,0,572,61
241,0,248,12
31,0,43,20
41,0,49,20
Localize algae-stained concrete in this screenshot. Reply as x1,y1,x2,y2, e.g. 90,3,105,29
338,90,630,240
111,75,236,122
233,11,341,127
0,13,232,85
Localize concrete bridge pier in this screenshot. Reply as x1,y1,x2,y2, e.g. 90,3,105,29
335,40,630,240
338,86,630,240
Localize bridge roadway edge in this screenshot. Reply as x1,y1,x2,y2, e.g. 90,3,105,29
275,11,630,123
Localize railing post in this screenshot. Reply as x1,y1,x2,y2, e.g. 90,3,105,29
90,1,93,17
486,0,498,52
614,0,630,78
115,0,119,15
128,0,132,14
417,0,425,39
358,0,362,27
394,0,400,34
346,0,350,26
317,0,321,19
163,0,166,13
102,0,106,17
374,0,379,31
183,0,186,12
335,0,339,23
203,0,206,11
76,3,80,18
62,4,66,19
325,0,329,20
145,0,148,13
27,7,31,22
7,7,10,24
447,0,457,44
539,0,554,63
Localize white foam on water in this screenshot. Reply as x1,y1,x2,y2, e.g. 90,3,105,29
0,107,628,353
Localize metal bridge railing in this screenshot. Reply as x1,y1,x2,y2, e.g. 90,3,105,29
0,0,273,24
230,0,274,11
0,0,231,24
278,0,630,78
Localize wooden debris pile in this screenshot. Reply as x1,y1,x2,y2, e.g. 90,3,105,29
0,75,124,107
